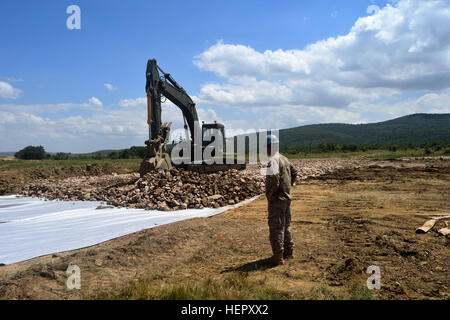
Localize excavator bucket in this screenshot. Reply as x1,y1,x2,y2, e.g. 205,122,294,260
139,122,172,176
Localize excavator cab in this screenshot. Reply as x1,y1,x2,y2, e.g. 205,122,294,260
202,121,225,160
201,121,225,148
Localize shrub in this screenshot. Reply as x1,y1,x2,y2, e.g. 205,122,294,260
15,145,48,160
53,152,71,160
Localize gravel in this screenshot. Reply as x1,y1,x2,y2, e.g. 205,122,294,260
20,158,366,211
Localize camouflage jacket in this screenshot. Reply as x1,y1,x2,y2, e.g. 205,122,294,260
265,153,298,201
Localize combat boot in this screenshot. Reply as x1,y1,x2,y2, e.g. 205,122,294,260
283,251,294,260
267,255,284,266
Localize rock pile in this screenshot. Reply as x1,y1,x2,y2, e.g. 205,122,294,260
20,158,366,211
20,168,265,211
241,158,367,181
290,158,367,180
1,162,124,195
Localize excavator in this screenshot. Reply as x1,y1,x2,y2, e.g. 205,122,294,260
139,58,245,176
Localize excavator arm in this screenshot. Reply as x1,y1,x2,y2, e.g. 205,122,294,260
145,59,200,142
159,80,200,142
145,59,161,141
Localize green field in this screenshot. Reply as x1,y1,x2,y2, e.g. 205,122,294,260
284,148,449,160
0,157,142,172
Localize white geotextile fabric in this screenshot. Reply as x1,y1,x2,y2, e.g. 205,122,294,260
0,195,256,265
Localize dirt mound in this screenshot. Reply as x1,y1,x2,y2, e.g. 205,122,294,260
326,257,363,285
21,168,265,211
0,163,124,195
312,160,450,182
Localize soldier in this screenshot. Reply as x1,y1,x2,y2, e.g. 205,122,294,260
265,134,298,266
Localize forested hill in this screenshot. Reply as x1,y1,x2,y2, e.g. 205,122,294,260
278,113,450,150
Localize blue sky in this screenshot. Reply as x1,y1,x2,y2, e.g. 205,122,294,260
0,0,449,152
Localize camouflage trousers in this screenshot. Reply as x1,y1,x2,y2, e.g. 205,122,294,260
268,199,294,258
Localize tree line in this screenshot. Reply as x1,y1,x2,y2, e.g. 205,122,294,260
282,141,450,154
14,146,147,160
14,141,450,160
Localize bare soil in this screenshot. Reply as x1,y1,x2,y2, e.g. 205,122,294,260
0,163,127,195
0,158,448,300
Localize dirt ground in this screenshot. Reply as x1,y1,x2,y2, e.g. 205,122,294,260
0,158,448,299
0,162,129,196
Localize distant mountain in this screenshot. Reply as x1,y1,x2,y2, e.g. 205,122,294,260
278,113,450,150
0,152,15,156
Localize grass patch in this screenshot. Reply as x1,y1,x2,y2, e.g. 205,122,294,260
298,285,344,300
348,282,375,300
284,148,447,160
92,272,291,300
0,158,142,172
91,272,371,300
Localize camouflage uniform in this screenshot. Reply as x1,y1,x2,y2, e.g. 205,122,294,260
265,153,298,262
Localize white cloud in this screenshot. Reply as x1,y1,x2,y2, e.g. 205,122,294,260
118,97,146,108
0,97,104,115
0,81,22,99
194,42,312,79
0,101,148,152
197,108,220,124
219,105,368,135
7,77,24,83
104,83,118,91
87,97,103,108
194,90,449,136
117,96,220,125
198,77,295,107
366,5,380,15
0,92,230,152
350,89,450,118
194,0,450,111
